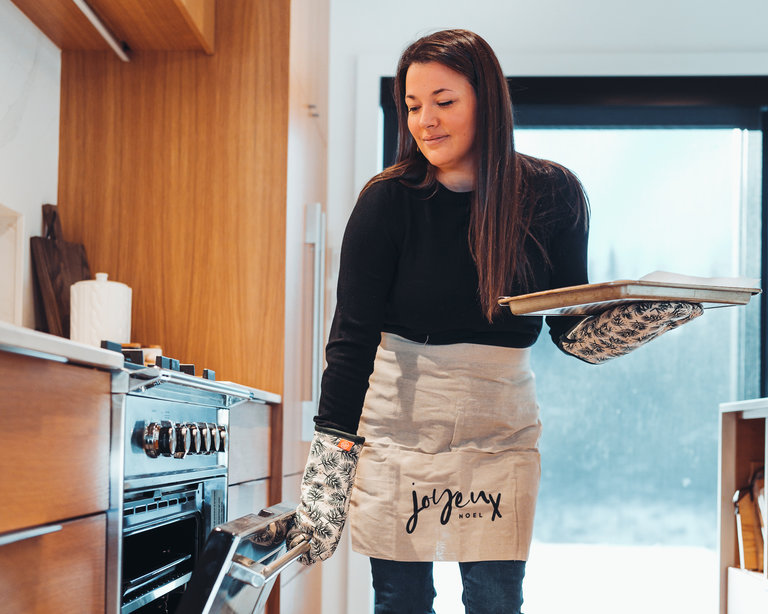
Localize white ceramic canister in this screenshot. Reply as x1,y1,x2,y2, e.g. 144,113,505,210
70,272,132,347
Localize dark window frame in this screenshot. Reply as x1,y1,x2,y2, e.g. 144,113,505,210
380,75,768,395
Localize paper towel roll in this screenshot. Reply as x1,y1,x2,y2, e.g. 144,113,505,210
70,272,132,347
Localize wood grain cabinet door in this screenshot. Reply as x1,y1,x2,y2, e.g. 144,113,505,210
0,514,106,613
0,351,111,533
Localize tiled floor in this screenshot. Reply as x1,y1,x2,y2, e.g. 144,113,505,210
433,541,718,613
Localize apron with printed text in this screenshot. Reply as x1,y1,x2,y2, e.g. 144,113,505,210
349,333,541,562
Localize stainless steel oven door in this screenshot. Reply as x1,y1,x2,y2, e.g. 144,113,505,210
175,502,309,614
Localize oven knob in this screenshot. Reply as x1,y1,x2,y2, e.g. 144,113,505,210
143,422,161,458
217,426,227,452
173,423,191,458
158,420,176,457
207,422,220,454
187,423,202,454
197,422,210,453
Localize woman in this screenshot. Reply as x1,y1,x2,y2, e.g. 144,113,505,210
287,29,701,614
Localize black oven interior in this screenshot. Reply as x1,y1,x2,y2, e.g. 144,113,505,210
122,483,207,614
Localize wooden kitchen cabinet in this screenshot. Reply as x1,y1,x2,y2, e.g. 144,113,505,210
0,514,106,614
0,349,112,614
0,350,110,533
719,398,768,613
9,0,215,55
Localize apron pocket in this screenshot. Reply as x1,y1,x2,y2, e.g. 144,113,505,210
350,448,396,557
351,446,537,562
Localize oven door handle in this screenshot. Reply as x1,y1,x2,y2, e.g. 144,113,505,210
228,536,311,588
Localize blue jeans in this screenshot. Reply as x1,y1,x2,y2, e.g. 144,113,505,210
369,558,526,614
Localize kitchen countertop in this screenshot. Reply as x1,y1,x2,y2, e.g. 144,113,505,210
0,322,282,404
0,321,124,370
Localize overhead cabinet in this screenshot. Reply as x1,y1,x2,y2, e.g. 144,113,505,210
9,0,215,56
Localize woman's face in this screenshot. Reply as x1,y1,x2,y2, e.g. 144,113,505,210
405,61,477,190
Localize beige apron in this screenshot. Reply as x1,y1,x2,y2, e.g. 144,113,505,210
350,333,541,562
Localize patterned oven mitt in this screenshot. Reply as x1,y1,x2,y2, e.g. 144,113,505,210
287,426,365,565
559,301,703,364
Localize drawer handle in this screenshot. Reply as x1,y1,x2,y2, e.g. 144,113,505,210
0,524,63,547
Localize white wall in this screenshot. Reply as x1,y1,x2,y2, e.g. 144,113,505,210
0,0,61,329
326,1,768,612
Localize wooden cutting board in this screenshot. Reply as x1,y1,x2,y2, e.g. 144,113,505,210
30,204,91,338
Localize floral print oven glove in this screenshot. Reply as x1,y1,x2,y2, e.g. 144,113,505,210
559,301,703,364
286,426,365,565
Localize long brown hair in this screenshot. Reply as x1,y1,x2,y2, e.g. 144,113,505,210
362,29,587,321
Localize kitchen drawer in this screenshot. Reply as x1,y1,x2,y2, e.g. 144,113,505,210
228,400,270,485
227,479,269,521
0,513,106,613
0,350,110,533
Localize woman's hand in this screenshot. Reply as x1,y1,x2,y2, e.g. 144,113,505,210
558,301,703,364
286,426,365,565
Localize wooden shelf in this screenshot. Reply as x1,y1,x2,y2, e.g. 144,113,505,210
10,0,215,55
719,400,768,613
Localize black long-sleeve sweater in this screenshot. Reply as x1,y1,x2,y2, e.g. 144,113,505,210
315,159,589,434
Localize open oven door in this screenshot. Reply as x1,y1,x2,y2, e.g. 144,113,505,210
175,502,309,614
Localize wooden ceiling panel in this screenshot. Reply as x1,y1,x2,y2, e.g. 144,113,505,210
9,0,111,50
9,0,214,54
89,0,215,53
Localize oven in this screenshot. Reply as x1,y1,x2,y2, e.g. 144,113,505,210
116,363,249,614
106,353,301,614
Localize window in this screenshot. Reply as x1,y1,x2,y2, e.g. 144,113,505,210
516,126,761,614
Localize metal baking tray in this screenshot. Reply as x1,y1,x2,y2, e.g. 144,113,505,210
498,280,761,316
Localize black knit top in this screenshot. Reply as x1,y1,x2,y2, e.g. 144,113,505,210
315,159,589,434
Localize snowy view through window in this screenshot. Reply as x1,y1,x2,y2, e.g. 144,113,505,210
434,128,762,614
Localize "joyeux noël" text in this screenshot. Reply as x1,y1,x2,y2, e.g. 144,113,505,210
405,486,502,534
